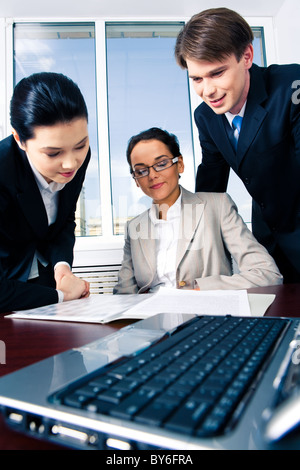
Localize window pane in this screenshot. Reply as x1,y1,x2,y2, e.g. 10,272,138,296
106,22,194,235
227,26,267,224
252,27,267,67
13,23,101,236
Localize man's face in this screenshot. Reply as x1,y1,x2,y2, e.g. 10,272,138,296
186,45,253,115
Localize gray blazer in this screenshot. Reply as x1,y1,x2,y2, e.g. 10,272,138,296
113,187,283,294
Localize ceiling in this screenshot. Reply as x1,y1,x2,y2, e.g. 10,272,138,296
0,0,287,19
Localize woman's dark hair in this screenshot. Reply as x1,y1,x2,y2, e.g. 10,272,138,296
126,127,181,172
10,72,88,142
175,7,254,68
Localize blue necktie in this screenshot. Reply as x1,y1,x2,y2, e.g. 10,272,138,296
232,115,243,150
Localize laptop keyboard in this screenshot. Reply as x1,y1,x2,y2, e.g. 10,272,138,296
53,316,288,438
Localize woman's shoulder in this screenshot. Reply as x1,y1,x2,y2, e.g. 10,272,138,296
0,135,18,163
182,186,231,205
127,208,150,227
0,135,19,179
194,190,233,204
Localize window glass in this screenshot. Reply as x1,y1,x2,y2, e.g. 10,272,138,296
13,22,267,237
252,27,267,67
13,23,101,236
106,23,194,235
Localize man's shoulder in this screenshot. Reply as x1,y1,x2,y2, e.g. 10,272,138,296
248,63,300,110
194,100,218,129
262,62,300,77
253,62,300,89
194,99,213,118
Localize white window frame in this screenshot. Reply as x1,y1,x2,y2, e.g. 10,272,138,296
0,16,277,267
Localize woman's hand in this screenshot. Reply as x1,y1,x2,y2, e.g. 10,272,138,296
55,264,90,301
54,263,73,285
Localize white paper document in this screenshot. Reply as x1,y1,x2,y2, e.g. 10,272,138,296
6,287,275,324
124,288,252,318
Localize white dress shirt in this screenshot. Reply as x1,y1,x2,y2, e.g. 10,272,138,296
148,192,182,291
28,158,65,226
26,157,67,301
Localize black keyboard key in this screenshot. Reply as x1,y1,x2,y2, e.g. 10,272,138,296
85,399,114,415
110,388,157,419
155,388,187,407
63,392,90,408
75,384,103,397
110,377,140,393
196,414,227,437
134,401,176,426
165,399,211,434
97,388,129,404
89,375,117,388
143,374,173,392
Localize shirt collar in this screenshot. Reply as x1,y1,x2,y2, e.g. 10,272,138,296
225,101,247,128
26,154,66,193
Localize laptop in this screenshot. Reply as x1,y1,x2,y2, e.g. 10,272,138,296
0,312,300,450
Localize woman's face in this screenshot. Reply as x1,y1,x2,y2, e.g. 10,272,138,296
13,118,89,184
130,139,184,208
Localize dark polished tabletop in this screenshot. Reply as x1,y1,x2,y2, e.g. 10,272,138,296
0,284,299,450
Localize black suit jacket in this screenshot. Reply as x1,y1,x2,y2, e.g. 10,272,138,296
0,135,90,313
194,63,300,262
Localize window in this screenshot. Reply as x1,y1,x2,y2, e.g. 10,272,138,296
13,23,101,237
252,27,267,67
106,22,195,235
11,20,268,248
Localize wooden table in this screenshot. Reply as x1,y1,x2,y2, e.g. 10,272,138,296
0,284,299,449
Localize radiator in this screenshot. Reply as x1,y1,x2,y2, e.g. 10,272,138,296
72,265,121,294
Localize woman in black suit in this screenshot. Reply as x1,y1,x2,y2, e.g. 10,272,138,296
0,72,91,313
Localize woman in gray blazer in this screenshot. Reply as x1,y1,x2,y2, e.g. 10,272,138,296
114,128,282,294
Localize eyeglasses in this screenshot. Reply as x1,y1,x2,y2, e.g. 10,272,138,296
132,156,179,179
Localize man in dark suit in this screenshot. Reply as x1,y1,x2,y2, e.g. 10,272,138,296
175,7,300,282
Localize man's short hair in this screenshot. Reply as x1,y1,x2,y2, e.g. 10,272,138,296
175,7,254,68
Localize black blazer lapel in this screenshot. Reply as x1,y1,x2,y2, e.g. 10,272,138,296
206,113,237,171
207,65,269,171
15,149,49,238
236,64,268,166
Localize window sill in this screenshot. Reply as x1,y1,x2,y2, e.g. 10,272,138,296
74,235,124,266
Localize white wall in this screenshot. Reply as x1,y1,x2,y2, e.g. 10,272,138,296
274,0,300,64
0,0,286,19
